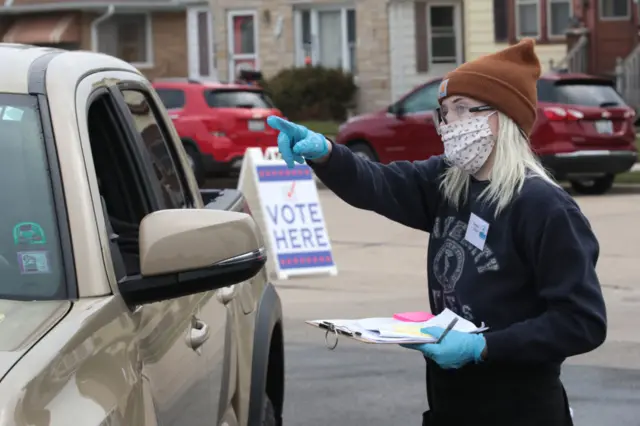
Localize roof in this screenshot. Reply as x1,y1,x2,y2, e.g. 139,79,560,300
0,43,138,93
0,0,207,14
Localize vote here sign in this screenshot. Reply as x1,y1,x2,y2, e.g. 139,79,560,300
256,164,336,278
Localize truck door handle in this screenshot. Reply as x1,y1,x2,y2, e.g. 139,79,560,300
216,286,237,305
185,318,210,352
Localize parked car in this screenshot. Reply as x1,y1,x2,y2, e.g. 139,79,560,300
336,72,637,195
153,78,284,184
0,44,284,426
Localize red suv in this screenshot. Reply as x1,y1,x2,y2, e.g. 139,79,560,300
153,79,284,184
336,72,637,195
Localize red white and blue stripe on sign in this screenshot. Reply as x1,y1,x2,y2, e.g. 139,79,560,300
277,251,334,269
257,165,313,182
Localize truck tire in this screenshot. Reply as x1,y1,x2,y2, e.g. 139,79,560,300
183,143,205,186
262,395,276,426
570,174,614,195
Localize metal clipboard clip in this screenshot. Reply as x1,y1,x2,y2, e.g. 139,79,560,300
318,321,361,351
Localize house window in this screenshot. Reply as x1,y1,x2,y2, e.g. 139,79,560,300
95,14,152,66
508,0,572,42
516,0,540,38
493,0,509,42
294,7,357,73
227,11,258,80
548,0,572,37
429,5,458,64
599,0,630,19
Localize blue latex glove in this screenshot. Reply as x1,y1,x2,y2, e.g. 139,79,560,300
266,116,329,168
400,327,486,370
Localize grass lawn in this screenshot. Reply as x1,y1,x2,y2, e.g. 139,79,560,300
620,135,640,183
297,120,341,137
615,171,640,184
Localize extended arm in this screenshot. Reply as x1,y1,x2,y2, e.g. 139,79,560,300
309,141,443,232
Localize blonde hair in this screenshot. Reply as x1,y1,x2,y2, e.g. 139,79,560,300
439,111,559,217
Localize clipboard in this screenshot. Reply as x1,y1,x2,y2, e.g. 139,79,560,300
306,317,489,350
305,320,440,350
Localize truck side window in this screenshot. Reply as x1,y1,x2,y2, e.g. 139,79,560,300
120,89,189,209
87,92,151,279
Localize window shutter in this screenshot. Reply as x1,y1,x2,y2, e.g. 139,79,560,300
493,0,508,42
415,1,428,73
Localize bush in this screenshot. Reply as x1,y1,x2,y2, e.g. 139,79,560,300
261,66,357,122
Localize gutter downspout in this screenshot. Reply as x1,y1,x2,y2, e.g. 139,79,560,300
90,4,115,52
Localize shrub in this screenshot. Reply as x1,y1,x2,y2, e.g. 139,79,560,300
261,66,357,122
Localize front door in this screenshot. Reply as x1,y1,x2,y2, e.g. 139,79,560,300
188,7,216,80
227,10,259,81
426,3,463,75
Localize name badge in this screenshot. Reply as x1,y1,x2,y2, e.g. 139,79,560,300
465,213,489,251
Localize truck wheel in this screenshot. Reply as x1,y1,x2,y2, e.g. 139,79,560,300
570,174,614,195
183,143,205,186
348,142,377,162
262,395,276,426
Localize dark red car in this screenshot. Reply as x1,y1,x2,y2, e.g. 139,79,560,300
153,79,284,184
336,72,637,195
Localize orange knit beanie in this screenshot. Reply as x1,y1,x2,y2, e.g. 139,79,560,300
437,38,542,135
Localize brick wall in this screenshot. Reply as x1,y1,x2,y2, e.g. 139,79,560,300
209,0,392,113
79,11,188,80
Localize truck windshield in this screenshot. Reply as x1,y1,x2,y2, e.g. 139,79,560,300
0,94,66,300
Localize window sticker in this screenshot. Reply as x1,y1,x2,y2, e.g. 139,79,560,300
13,222,46,245
17,251,51,275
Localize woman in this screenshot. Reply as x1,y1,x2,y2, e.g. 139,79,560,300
267,39,606,425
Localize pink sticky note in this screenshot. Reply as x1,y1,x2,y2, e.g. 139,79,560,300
393,312,435,322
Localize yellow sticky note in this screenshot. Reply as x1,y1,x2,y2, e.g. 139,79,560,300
392,324,434,338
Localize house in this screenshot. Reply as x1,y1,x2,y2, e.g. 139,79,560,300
0,0,216,82
466,0,571,71
548,0,640,109
387,0,575,101
209,0,388,114
210,0,575,114
559,0,638,78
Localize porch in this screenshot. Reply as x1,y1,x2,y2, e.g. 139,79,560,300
551,0,640,111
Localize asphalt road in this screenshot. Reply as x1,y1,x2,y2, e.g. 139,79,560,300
213,179,640,425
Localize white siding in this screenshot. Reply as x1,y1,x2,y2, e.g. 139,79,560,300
389,1,422,100
463,0,499,60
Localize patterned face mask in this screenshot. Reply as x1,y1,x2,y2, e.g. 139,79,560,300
439,113,496,175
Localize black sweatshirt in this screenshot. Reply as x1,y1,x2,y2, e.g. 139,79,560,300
310,142,607,370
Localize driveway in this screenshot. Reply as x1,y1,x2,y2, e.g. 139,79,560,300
274,185,640,425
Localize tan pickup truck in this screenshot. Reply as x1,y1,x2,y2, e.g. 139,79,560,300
0,44,284,426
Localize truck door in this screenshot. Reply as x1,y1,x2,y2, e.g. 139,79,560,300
77,70,210,426
113,83,230,426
